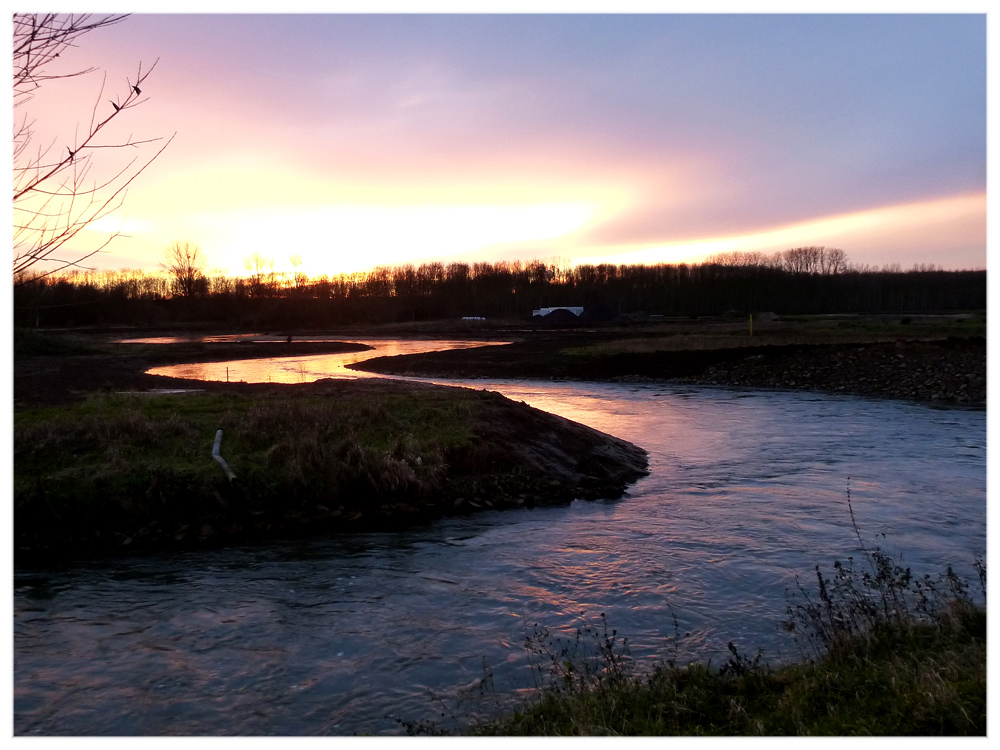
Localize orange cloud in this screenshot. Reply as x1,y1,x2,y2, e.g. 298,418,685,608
572,193,986,269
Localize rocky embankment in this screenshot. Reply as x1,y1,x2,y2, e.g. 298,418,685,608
358,336,985,406
672,337,985,405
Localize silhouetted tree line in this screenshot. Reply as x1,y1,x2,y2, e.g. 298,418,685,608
13,247,985,329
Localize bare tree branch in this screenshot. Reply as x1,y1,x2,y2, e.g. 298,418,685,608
161,241,207,297
13,14,129,104
12,14,173,283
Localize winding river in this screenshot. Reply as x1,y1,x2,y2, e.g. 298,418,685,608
14,340,986,735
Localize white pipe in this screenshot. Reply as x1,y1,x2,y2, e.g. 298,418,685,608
212,429,236,481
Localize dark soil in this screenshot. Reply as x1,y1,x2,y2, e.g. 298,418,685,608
355,336,986,406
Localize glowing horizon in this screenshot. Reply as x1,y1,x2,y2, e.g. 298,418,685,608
74,190,986,279
19,14,985,277
573,192,987,270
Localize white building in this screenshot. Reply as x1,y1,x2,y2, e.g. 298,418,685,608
532,306,584,317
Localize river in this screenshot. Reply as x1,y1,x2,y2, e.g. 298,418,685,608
14,340,986,735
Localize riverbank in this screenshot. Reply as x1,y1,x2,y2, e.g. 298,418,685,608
409,533,987,736
14,377,648,565
11,320,982,562
13,327,985,735
467,588,986,736
15,314,985,406
355,335,985,406
13,331,373,406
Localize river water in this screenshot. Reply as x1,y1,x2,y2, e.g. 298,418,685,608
14,341,986,735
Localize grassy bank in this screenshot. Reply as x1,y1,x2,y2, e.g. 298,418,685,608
14,380,648,563
412,542,986,736
559,311,986,356
470,604,985,735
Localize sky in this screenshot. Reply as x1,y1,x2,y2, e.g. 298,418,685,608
12,7,988,278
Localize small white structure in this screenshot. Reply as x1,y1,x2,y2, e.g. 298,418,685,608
532,306,584,317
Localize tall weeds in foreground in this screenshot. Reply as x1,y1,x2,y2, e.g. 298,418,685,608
403,499,986,736
782,489,986,666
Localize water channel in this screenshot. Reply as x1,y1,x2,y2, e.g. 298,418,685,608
14,340,986,735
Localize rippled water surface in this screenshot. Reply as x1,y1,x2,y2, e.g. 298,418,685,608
15,343,986,735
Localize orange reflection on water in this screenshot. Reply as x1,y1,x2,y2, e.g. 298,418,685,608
146,339,508,384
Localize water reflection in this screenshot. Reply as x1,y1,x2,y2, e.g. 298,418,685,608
147,339,508,384
15,343,986,736
118,334,375,344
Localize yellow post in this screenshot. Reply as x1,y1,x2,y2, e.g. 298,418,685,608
749,313,753,337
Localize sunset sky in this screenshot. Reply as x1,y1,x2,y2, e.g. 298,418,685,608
15,8,987,278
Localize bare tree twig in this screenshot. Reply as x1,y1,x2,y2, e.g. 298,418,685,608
12,14,173,282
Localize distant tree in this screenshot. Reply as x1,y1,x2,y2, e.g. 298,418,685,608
822,248,849,274
288,253,310,291
780,247,819,273
778,246,848,275
446,262,470,284
13,13,173,282
707,250,774,268
161,241,207,297
243,252,275,297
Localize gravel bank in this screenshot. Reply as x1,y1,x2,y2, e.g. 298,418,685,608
669,337,985,405
358,336,985,407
